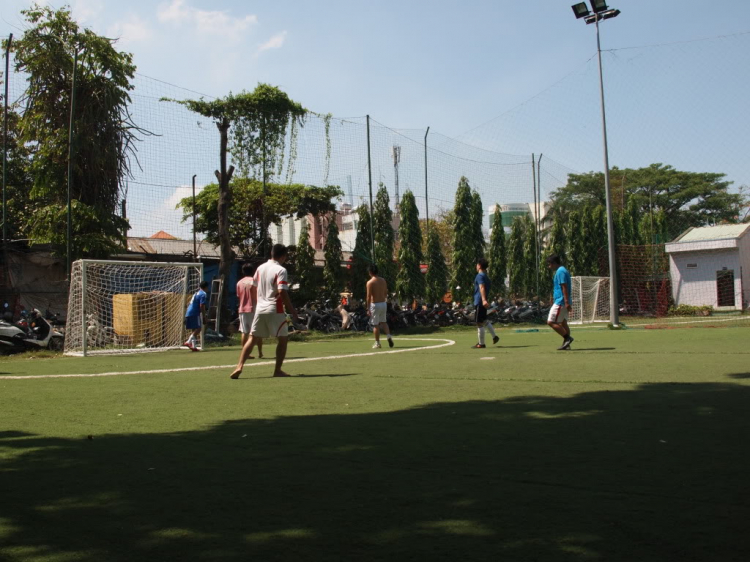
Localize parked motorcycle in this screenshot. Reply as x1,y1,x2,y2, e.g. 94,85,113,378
0,308,65,353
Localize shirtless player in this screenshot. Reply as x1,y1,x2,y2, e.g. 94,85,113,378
366,264,393,349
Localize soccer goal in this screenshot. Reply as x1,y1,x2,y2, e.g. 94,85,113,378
65,260,204,356
570,276,610,324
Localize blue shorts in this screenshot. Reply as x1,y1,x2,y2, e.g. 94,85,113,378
185,315,201,330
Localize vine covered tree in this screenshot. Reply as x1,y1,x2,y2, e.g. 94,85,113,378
521,214,538,298
507,216,525,298
294,221,317,304
450,177,475,303
487,206,507,297
323,215,344,299
424,228,448,304
566,211,585,276
579,207,596,276
471,190,486,260
373,184,396,290
351,204,373,301
395,191,424,302
9,5,140,259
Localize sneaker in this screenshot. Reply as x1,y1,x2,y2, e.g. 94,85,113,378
388,338,394,348
184,341,195,351
471,344,486,349
492,335,499,345
183,341,192,348
561,336,574,350
372,342,381,349
189,344,200,352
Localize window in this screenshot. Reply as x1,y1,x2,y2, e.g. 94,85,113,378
716,269,735,307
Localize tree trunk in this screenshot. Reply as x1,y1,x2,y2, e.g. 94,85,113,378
216,118,234,335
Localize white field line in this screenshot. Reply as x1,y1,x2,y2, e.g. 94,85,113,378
0,338,456,380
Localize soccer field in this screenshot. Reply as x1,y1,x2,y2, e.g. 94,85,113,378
1,327,749,561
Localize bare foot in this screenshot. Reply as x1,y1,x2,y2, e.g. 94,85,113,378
229,369,242,379
247,356,254,359
273,370,291,377
258,353,264,359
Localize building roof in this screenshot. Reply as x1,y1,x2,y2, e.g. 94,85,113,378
672,224,750,243
127,237,223,258
150,230,179,240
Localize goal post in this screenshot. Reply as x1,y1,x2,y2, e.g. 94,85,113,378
65,260,204,356
570,276,611,324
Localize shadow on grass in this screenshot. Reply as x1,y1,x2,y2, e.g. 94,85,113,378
728,373,750,379
2,383,749,561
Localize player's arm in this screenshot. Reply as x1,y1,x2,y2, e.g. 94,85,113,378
280,289,298,321
562,282,572,312
479,283,489,308
366,280,372,314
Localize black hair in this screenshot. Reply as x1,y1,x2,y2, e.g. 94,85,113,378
368,263,378,275
476,257,488,270
271,244,288,260
241,263,255,276
199,281,209,289
547,254,562,266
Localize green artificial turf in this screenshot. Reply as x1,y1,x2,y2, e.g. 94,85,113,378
1,327,749,561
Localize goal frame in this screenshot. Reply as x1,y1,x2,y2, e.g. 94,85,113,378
65,259,204,356
569,276,611,325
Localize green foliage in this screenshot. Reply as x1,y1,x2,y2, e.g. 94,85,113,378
0,94,32,242
668,304,713,317
294,221,318,303
373,184,396,291
323,216,344,298
9,4,140,258
450,177,476,303
540,213,567,300
351,204,373,301
471,190,485,260
487,206,507,297
420,210,454,270
625,196,642,245
178,179,341,257
579,207,596,276
521,215,538,298
566,211,585,276
395,191,424,301
424,228,448,304
507,216,525,298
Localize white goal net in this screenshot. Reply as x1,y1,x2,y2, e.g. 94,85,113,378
65,260,203,356
570,276,610,324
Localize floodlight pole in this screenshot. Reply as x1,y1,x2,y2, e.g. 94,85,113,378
366,115,374,259
192,174,197,262
66,46,79,280
424,126,430,234
594,14,620,327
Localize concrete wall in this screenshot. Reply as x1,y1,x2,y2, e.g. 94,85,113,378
669,249,743,309
739,234,750,308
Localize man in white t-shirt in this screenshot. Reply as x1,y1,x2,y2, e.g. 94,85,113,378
236,262,263,358
231,244,299,379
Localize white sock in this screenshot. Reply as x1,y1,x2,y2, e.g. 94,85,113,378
485,322,496,338
386,334,392,341
478,326,485,345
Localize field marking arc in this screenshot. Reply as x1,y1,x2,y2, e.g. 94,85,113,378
0,338,456,380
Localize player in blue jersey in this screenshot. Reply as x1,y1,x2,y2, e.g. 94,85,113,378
471,258,499,349
546,255,574,350
184,281,208,351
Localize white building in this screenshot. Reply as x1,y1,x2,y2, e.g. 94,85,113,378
665,224,750,310
488,202,551,236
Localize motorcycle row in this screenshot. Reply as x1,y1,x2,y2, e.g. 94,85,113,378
295,299,553,334
0,308,65,354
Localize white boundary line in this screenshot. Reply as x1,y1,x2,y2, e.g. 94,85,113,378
0,338,456,380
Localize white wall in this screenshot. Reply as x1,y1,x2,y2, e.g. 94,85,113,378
669,249,743,309
739,234,750,308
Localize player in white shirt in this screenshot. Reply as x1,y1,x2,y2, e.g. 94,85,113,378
231,244,299,379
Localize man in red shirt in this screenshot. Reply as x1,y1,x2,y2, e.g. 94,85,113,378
236,263,262,358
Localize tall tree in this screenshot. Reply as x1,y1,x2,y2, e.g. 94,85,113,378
579,206,596,275
507,216,525,298
10,5,139,259
323,214,343,299
521,214,538,298
471,190,486,259
294,220,317,304
395,191,424,302
624,195,642,245
487,206,507,297
424,228,448,304
372,183,396,290
566,211,585,276
450,177,475,303
592,205,607,272
420,209,454,269
351,204,373,301
540,212,567,300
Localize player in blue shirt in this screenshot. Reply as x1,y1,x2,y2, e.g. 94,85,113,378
471,258,499,349
546,255,574,350
184,281,208,351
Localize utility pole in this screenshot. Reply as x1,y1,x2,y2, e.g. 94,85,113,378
391,145,401,210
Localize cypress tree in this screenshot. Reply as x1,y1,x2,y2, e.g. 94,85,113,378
351,204,373,301
373,183,396,291
450,177,476,303
579,206,596,275
540,212,566,300
471,190,486,260
395,191,424,302
425,228,449,304
566,210,585,276
323,215,344,299
626,196,642,245
295,220,317,303
507,216,525,298
487,206,507,297
521,214,538,298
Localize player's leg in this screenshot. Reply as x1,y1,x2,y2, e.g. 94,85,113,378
230,314,264,378
380,321,393,348
485,320,498,344
273,336,290,377
472,306,487,348
560,319,574,349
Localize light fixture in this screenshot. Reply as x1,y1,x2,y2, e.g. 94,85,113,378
571,2,590,18
590,0,609,13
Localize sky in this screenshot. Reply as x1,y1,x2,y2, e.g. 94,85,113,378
2,0,749,136
1,1,749,238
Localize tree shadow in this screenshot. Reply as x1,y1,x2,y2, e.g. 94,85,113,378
570,347,617,351
1,383,749,561
727,373,750,379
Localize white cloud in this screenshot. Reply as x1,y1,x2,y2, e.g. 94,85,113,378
108,15,152,46
71,0,103,24
157,0,258,40
257,31,287,54
165,184,204,210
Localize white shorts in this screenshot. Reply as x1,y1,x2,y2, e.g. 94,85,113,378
238,312,255,334
370,302,387,325
548,304,569,324
251,313,289,338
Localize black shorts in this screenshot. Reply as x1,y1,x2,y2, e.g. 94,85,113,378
474,305,487,324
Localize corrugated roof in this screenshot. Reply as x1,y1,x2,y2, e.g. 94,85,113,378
150,230,179,240
673,224,750,243
127,237,223,258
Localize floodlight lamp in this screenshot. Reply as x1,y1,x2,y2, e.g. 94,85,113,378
600,8,621,21
590,0,608,13
571,2,590,18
